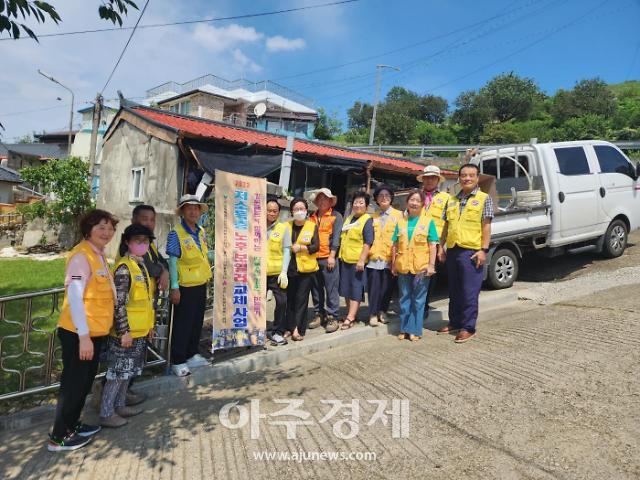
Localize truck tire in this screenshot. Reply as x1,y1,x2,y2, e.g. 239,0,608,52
602,219,627,258
488,248,519,289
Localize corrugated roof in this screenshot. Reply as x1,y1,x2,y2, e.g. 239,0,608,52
0,143,68,159
130,106,424,174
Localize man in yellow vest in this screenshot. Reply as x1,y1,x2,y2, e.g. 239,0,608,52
417,165,450,318
437,163,493,343
265,196,291,346
166,195,213,376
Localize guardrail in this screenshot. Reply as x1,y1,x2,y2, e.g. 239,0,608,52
0,288,173,401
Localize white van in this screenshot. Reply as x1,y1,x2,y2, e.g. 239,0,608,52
470,140,640,288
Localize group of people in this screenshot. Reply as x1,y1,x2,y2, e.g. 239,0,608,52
265,162,493,346
47,161,492,452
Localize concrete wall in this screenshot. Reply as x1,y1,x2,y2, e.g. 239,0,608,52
160,93,225,122
97,122,181,258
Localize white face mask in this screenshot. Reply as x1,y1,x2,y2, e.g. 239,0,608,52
293,211,307,221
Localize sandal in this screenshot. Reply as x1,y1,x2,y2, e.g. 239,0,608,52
409,335,421,342
292,333,304,341
397,333,407,340
341,318,356,330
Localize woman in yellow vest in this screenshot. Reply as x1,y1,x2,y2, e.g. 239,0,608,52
48,209,118,452
286,197,319,341
266,196,291,346
391,190,438,342
166,195,213,377
367,185,402,327
339,191,374,330
99,224,155,428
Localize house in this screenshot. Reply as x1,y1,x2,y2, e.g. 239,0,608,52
0,143,68,171
96,105,426,257
34,129,78,146
70,103,119,161
145,74,318,140
0,165,22,205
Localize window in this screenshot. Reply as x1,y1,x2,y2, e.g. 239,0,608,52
554,147,591,175
131,167,144,201
594,145,635,178
267,120,282,131
169,101,191,115
481,158,497,177
498,155,529,178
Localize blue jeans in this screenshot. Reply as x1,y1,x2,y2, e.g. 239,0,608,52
398,273,430,337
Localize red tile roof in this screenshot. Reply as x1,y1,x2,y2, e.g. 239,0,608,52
131,106,424,174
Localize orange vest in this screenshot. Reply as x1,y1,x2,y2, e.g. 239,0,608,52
310,208,338,259
58,241,115,337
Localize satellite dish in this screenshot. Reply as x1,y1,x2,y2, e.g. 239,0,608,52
253,102,267,117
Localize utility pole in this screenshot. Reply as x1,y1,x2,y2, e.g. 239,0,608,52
37,69,74,155
368,64,400,146
88,93,103,190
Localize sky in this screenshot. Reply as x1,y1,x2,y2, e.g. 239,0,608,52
1,0,639,141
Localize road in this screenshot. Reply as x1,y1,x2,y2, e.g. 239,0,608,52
1,233,639,479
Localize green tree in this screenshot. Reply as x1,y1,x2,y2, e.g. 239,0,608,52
451,90,493,142
553,114,611,141
346,101,373,130
313,108,342,140
480,119,554,144
418,94,448,124
1,0,137,41
18,157,93,228
480,72,545,122
376,111,416,144
413,121,457,144
550,78,617,124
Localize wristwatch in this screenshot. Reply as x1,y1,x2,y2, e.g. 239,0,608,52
482,248,489,253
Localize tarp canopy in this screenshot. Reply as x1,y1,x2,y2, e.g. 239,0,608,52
185,138,367,178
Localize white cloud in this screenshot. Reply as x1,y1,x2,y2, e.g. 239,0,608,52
266,35,306,52
192,23,263,52
232,49,262,74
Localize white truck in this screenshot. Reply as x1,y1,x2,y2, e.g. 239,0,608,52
469,139,640,288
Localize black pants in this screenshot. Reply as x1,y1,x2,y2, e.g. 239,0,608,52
171,284,207,365
52,328,105,438
267,275,288,335
367,268,393,316
286,272,314,336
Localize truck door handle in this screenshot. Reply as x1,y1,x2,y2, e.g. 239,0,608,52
599,187,606,197
558,192,565,203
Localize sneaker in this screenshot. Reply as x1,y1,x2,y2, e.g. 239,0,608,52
325,316,339,333
126,391,147,406
74,423,101,437
378,312,389,324
171,363,191,377
116,405,143,418
270,333,288,346
308,314,323,329
369,315,379,327
186,354,209,369
47,432,92,452
100,414,128,428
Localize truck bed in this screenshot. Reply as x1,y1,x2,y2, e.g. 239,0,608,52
492,204,551,244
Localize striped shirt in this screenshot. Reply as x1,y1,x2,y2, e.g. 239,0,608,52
166,218,203,258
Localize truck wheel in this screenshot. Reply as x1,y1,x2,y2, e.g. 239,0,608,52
602,219,627,258
488,248,518,289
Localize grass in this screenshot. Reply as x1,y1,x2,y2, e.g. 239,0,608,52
0,258,65,403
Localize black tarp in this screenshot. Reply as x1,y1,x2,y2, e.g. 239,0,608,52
185,138,367,178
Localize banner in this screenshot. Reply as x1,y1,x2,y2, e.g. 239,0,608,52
212,170,267,351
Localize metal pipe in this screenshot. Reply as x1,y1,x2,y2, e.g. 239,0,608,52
37,70,74,155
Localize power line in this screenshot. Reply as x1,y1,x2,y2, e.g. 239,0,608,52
101,0,150,94
275,0,547,82
0,0,360,42
0,104,71,117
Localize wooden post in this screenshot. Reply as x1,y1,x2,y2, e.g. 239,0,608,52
87,93,103,190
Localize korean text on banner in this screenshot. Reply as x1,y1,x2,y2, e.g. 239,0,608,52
213,170,267,351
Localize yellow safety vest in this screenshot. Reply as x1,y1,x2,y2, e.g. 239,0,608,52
424,191,450,238
290,220,319,273
59,240,115,337
113,256,155,338
115,240,159,298
394,214,434,275
369,208,402,262
339,213,372,264
445,190,488,250
174,222,212,287
266,221,291,276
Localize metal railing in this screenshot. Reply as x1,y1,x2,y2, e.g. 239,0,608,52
0,288,173,401
146,74,315,108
